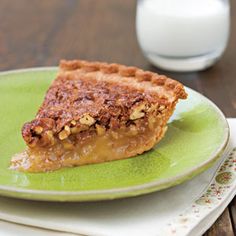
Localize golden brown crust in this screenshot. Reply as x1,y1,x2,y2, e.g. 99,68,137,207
22,59,187,148
59,59,187,100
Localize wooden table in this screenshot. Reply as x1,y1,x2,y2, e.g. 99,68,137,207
0,0,235,235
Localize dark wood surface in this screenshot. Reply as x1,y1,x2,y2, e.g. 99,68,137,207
0,0,235,235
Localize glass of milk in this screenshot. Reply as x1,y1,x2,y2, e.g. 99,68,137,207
136,0,230,72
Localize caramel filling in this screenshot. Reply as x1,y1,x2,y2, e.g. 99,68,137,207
10,121,167,172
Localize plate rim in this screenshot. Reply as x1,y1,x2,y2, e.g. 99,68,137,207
0,67,230,201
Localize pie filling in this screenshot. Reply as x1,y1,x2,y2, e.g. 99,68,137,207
10,120,167,172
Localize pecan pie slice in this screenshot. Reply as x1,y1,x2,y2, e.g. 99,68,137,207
11,60,187,172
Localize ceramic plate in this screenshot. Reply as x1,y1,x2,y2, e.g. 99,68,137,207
0,68,229,201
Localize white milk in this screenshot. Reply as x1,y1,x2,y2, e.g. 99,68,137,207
136,0,230,71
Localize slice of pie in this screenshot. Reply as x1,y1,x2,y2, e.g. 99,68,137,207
11,59,187,172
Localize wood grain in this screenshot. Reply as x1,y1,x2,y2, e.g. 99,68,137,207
229,197,236,235
0,0,235,235
205,209,235,236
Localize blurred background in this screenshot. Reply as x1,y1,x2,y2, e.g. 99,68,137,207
0,0,235,114
0,0,235,234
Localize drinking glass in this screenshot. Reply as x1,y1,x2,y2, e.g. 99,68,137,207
136,0,230,72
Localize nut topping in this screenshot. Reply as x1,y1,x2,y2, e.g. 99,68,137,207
130,103,147,120
147,104,158,113
79,114,95,126
64,125,70,132
71,120,76,126
159,105,166,111
58,125,71,140
34,126,43,134
71,125,88,134
21,59,187,152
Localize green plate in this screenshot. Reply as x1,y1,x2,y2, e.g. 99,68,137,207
0,68,229,201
